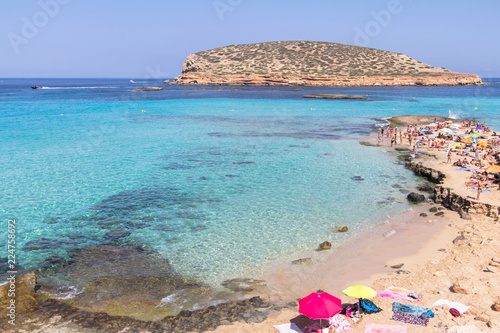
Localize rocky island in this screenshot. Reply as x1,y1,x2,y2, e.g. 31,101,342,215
170,41,483,87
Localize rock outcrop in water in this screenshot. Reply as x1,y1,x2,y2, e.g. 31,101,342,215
171,41,483,86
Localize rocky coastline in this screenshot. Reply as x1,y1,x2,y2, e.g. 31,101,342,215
170,73,482,87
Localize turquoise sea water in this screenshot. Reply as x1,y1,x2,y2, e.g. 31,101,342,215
1,78,500,299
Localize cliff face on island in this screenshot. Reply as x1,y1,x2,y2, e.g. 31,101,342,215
171,41,482,87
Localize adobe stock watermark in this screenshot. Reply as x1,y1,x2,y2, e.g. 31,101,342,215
213,0,243,21
7,0,71,54
353,0,404,47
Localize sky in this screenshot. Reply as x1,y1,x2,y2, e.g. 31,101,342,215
0,0,498,78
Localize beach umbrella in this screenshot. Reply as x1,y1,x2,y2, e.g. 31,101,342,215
469,133,480,137
452,144,463,147
471,138,479,143
486,165,500,173
458,134,467,137
299,292,342,326
475,127,483,130
418,129,427,132
450,124,461,128
342,285,377,299
479,142,488,146
441,128,454,133
461,138,473,144
427,123,438,127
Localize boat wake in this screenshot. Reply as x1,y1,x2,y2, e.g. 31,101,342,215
40,86,119,90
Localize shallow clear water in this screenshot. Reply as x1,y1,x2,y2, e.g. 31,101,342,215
1,78,499,289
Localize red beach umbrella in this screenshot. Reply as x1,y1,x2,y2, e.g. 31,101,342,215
299,292,342,325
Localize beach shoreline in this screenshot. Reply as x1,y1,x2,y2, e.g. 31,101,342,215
2,116,500,332
205,117,500,332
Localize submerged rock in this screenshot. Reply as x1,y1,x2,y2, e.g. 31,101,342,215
337,226,349,233
359,141,379,147
104,230,131,240
292,258,313,265
48,244,206,320
221,278,266,292
23,238,81,251
36,255,68,277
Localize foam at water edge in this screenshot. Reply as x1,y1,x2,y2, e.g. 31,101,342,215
448,110,462,119
54,286,85,300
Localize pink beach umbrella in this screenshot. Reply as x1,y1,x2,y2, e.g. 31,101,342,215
299,292,342,327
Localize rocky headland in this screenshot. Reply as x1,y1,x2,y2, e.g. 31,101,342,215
170,41,483,87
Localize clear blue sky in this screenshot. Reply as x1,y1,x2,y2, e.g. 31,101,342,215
1,0,498,78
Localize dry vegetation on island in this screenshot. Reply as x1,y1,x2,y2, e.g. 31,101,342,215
181,41,453,77
171,41,483,86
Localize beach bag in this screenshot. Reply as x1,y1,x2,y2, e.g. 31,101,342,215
360,298,382,314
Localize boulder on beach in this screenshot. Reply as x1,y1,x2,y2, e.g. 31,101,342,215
407,192,426,203
317,241,332,251
0,273,39,316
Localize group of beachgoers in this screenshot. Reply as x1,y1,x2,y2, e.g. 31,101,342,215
379,118,500,200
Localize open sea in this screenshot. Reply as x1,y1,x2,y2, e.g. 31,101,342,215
1,78,500,314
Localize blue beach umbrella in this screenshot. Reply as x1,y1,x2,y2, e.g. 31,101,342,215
471,139,479,143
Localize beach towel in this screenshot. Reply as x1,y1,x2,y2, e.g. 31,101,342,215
274,323,303,333
432,299,470,314
328,314,353,332
385,286,412,296
392,302,433,318
377,291,410,301
390,312,429,326
364,323,407,333
360,298,382,314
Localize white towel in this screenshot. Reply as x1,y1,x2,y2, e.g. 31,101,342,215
274,323,303,333
432,299,470,314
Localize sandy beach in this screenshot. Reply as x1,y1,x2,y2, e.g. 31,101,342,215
203,116,500,333
2,116,500,333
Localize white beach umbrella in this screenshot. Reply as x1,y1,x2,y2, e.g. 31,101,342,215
441,128,454,133
450,124,461,129
427,123,438,127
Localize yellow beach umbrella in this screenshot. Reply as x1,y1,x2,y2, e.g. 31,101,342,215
452,144,463,147
342,285,377,299
478,142,488,146
461,138,473,144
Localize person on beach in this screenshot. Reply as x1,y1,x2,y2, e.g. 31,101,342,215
447,149,452,164
477,181,482,200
